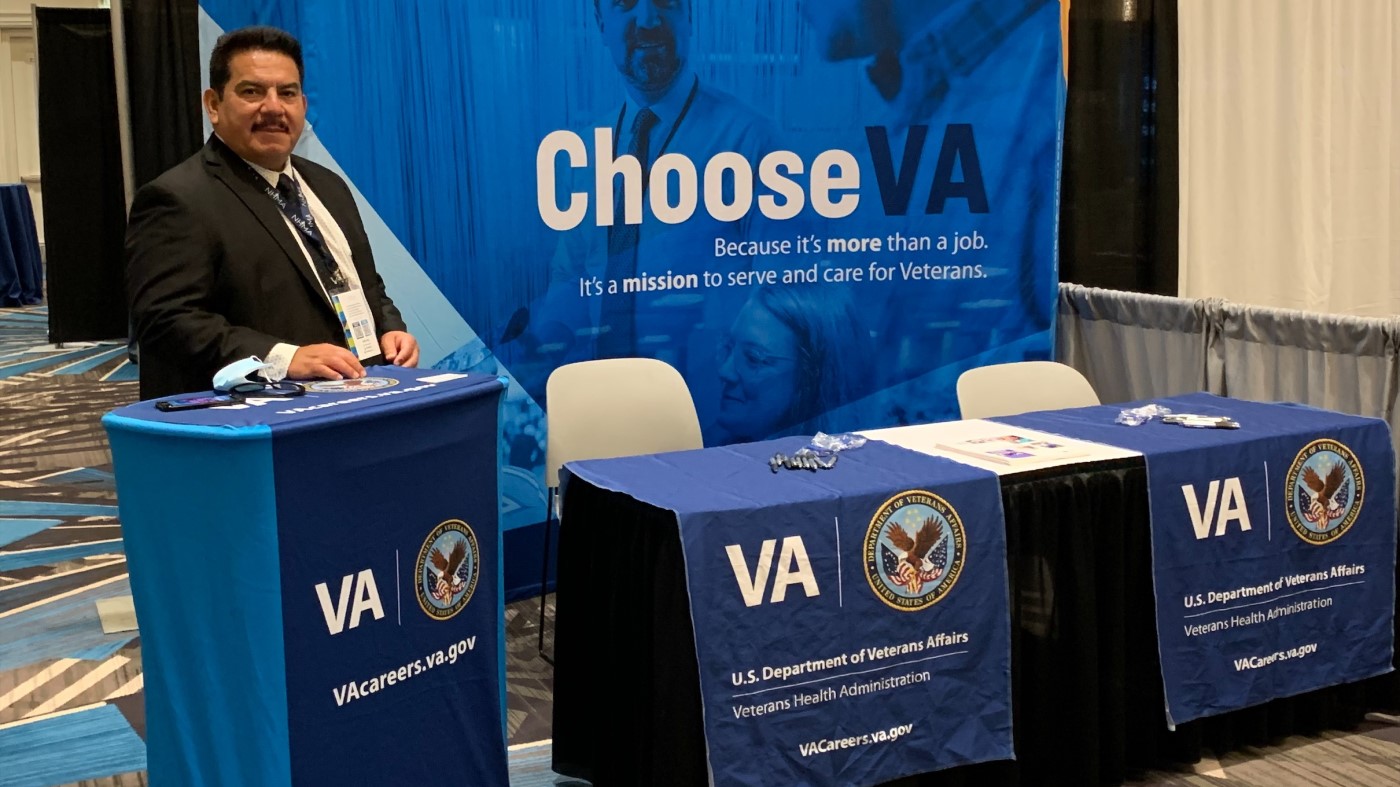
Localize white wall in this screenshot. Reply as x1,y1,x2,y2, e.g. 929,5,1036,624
1179,0,1400,317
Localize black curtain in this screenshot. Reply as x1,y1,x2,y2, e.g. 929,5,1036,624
1060,0,1178,295
123,0,203,190
37,8,128,343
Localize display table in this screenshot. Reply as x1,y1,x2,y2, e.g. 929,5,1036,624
0,184,44,306
104,368,508,786
552,399,1400,786
563,438,1014,786
999,394,1396,726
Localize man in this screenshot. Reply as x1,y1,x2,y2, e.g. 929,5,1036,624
126,26,418,401
502,0,771,415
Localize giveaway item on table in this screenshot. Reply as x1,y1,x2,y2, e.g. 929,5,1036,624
768,432,869,472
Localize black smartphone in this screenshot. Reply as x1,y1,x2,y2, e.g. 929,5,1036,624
155,394,240,412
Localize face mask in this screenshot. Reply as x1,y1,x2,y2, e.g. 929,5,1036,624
213,356,270,392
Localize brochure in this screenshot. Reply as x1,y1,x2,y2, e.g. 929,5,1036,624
937,434,1091,465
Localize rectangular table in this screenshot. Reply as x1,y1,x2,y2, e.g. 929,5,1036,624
104,367,509,786
552,398,1400,786
563,438,1014,786
999,393,1396,726
0,184,44,307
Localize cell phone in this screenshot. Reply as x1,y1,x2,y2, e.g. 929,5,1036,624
155,394,240,412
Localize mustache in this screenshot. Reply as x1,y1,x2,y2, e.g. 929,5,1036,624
626,23,675,51
253,119,289,132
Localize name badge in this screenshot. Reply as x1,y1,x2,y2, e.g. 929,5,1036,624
331,288,382,360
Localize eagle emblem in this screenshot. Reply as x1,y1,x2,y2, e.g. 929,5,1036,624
414,519,480,619
1285,439,1364,545
865,491,966,611
428,537,469,601
305,376,399,393
1300,462,1345,527
884,517,947,595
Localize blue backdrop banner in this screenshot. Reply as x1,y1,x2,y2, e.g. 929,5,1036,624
997,394,1397,726
566,438,1012,785
197,0,1065,536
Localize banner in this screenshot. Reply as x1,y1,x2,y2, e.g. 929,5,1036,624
197,0,1064,534
566,438,1012,785
998,394,1397,726
105,370,509,784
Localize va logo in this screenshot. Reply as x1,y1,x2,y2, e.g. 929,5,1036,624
864,490,965,612
305,377,400,393
1285,439,1364,544
314,568,384,636
414,519,480,619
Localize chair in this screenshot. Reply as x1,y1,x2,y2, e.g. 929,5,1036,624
955,361,1100,419
538,358,703,662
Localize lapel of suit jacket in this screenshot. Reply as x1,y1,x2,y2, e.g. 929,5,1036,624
202,136,335,312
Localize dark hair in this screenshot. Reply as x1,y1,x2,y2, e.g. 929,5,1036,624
209,26,304,94
752,284,876,431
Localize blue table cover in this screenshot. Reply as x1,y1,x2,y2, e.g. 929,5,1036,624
103,367,509,786
0,184,44,306
565,437,1013,787
998,393,1396,726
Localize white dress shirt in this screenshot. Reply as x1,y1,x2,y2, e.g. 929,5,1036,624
238,150,373,379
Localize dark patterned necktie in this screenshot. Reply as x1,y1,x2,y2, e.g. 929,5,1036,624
276,174,346,291
599,108,659,357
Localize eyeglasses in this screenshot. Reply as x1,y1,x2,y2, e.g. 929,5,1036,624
716,338,794,376
228,381,306,399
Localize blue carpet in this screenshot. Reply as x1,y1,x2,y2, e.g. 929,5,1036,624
28,468,116,487
0,519,62,549
507,742,581,787
52,346,127,375
0,311,49,322
0,541,125,572
0,704,146,787
70,635,137,662
104,361,140,382
0,578,133,671
0,501,119,517
0,349,114,380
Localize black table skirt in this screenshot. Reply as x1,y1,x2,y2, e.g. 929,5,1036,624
552,458,1400,786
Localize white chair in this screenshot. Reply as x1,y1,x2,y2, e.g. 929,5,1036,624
955,361,1100,420
537,358,703,661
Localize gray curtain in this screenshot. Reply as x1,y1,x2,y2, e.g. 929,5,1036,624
1057,283,1400,470
1056,283,1211,404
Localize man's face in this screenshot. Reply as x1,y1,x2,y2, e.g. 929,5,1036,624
204,49,306,170
596,0,690,98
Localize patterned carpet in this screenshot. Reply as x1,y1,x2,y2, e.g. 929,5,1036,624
0,306,553,786
2,302,1398,786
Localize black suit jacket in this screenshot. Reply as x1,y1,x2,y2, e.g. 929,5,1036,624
125,135,406,400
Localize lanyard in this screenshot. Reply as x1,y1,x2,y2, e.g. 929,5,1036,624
243,163,349,293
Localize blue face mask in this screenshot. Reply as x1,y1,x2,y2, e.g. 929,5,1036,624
213,356,270,392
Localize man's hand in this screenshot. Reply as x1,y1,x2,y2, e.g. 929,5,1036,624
289,343,365,380
381,331,420,367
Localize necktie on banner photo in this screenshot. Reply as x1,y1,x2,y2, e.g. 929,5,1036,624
275,173,349,294
599,107,659,357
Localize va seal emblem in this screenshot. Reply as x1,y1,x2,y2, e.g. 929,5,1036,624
1285,439,1364,544
415,520,480,619
305,377,400,393
865,490,965,611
